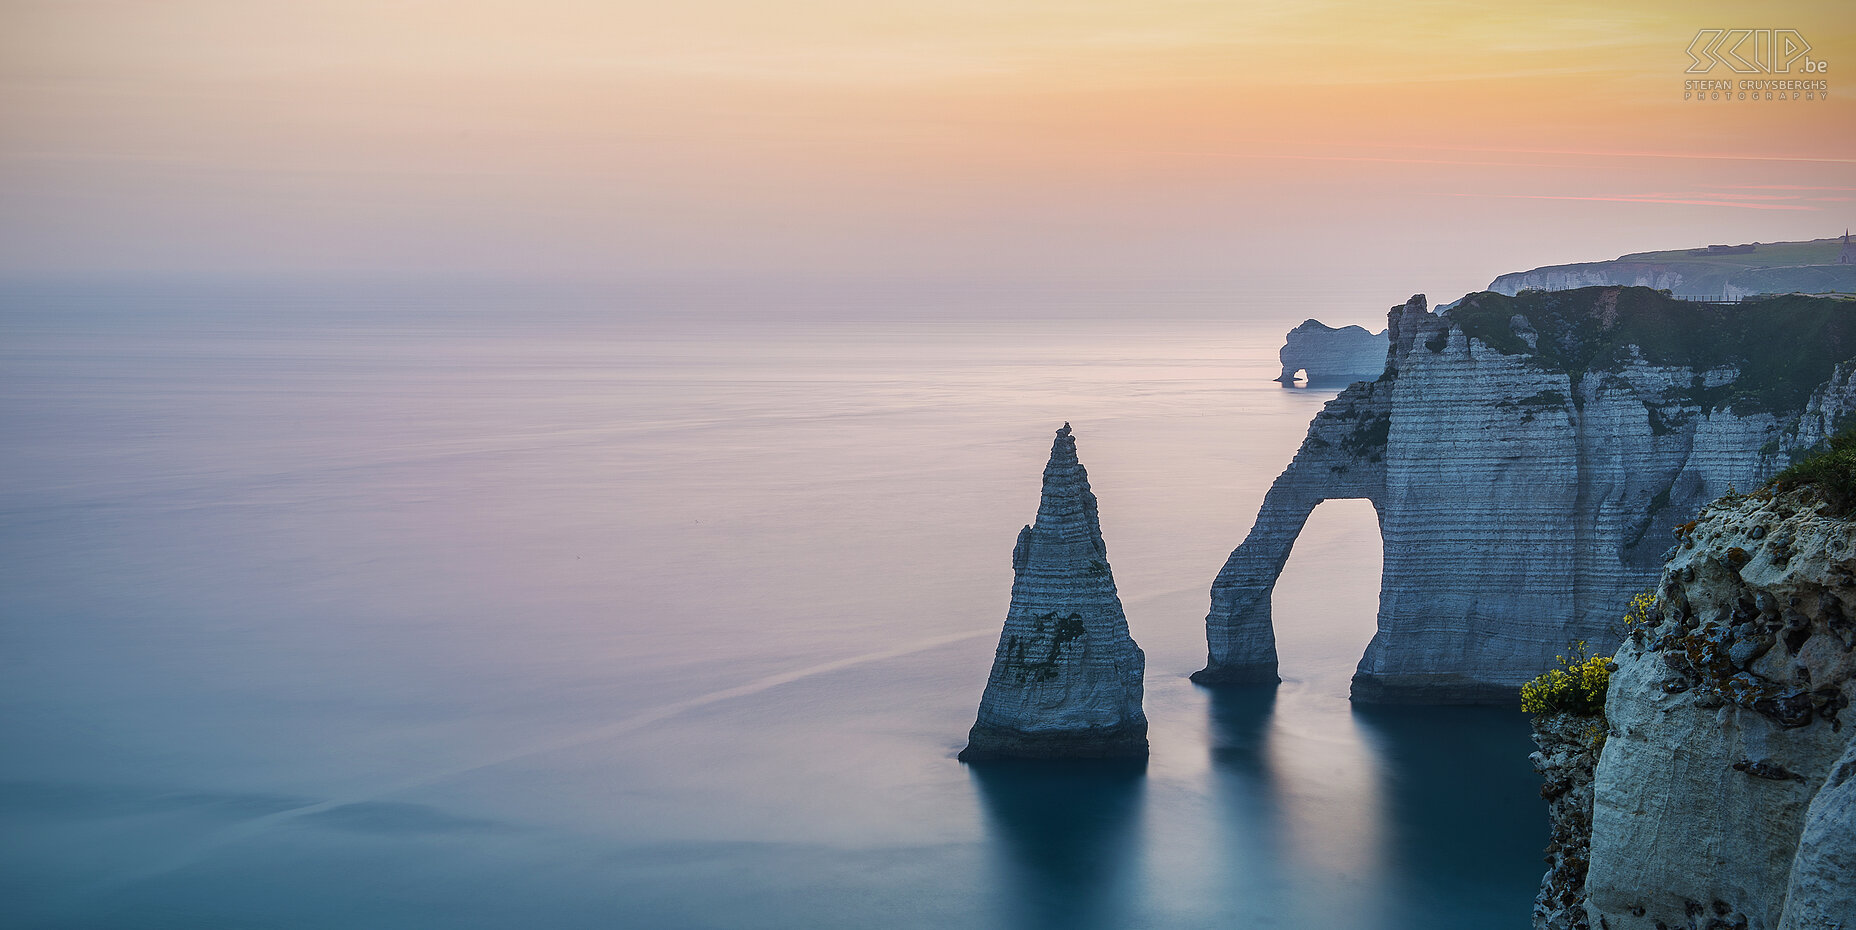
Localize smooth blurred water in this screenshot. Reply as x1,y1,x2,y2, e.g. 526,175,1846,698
0,291,1542,928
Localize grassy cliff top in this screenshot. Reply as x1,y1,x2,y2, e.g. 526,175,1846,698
1446,287,1856,415
1613,237,1847,268
1491,237,1856,299
1769,427,1856,515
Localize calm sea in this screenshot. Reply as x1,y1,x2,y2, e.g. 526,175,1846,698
0,289,1542,929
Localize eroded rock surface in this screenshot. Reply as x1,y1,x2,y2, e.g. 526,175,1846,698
1531,712,1601,930
1583,489,1856,930
1780,737,1856,930
960,424,1148,761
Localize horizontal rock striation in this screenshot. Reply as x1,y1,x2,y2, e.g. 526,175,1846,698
961,424,1148,761
1276,318,1388,385
1582,489,1856,930
1200,287,1856,702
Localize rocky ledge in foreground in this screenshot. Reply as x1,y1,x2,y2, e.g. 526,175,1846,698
1534,481,1856,929
959,424,1148,761
1530,710,1602,930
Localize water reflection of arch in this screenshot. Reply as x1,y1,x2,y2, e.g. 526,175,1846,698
968,758,1146,930
1349,703,1542,929
1204,685,1292,920
1207,683,1278,777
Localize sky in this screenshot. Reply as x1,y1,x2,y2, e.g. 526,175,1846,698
2,0,1853,310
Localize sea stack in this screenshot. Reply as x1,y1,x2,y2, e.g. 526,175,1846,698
960,424,1148,761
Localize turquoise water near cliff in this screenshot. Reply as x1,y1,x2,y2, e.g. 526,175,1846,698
0,289,1542,928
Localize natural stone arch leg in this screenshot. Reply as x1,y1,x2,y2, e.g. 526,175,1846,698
1192,491,1384,685
1196,379,1391,685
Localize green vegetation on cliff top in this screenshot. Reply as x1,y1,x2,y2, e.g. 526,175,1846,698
1520,594,1655,715
1616,237,1844,268
1769,425,1856,516
1447,287,1856,415
1520,642,1612,716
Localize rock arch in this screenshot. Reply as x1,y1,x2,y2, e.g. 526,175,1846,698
1275,319,1388,385
1191,377,1390,687
1197,291,1839,704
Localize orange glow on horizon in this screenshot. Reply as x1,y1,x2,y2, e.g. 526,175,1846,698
1,0,1851,295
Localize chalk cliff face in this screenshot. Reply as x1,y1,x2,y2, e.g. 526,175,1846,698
961,424,1148,761
1276,319,1388,385
1490,261,1692,296
1789,361,1856,455
1488,237,1856,300
1198,287,1856,702
1491,262,1856,302
1784,738,1856,929
1576,489,1856,930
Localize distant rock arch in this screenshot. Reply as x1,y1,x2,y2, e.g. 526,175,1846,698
1276,319,1387,386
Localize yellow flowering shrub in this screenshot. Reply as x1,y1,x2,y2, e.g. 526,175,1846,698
1619,591,1656,633
1520,641,1612,716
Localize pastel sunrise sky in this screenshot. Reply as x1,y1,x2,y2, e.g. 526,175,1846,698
3,0,1852,306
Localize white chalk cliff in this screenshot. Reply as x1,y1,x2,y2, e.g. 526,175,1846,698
1198,287,1856,702
961,424,1148,760
1487,237,1856,301
1490,261,1692,296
